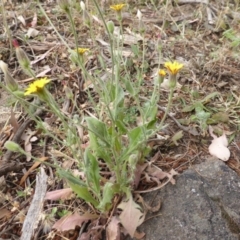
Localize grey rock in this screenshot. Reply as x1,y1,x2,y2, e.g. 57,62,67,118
129,159,240,240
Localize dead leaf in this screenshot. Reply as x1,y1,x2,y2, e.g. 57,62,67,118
20,157,48,185
171,130,183,146
61,98,70,114
168,169,178,185
31,46,56,65
78,219,104,240
25,28,39,38
133,230,145,239
30,136,38,142
17,15,26,26
118,196,144,238
106,216,120,240
21,129,37,162
52,212,98,232
11,201,20,212
0,176,6,188
92,15,103,26
45,188,73,201
149,151,161,163
96,38,110,46
133,163,148,189
145,165,177,185
36,65,51,77
120,28,143,45
208,126,230,161
62,159,75,169
31,13,37,27
16,210,26,223
0,208,11,220
147,166,168,180
136,194,161,213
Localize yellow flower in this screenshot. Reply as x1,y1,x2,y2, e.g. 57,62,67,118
24,77,50,96
76,48,89,55
164,61,183,75
158,69,166,77
110,3,126,12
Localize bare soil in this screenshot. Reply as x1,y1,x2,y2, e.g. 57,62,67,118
0,0,240,239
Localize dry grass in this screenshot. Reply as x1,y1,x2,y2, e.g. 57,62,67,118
0,0,240,239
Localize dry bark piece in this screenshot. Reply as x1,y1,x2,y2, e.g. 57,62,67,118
20,168,48,240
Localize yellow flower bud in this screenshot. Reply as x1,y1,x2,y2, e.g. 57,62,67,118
13,39,35,77
107,21,115,34
164,61,183,75
4,141,22,152
80,1,85,11
110,4,126,12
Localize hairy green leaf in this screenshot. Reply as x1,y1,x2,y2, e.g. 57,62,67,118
57,169,86,187
84,148,101,195
86,117,110,149
68,183,99,207
98,182,117,212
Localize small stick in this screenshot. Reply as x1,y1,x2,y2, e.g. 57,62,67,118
177,0,209,4
20,168,48,240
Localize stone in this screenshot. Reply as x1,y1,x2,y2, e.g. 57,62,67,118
129,158,240,240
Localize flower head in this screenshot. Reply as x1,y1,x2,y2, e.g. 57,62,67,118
164,61,183,75
76,48,89,55
137,9,142,20
24,77,50,96
157,69,166,85
80,1,85,11
4,141,23,153
107,20,115,34
13,39,30,67
110,3,126,12
158,69,166,77
13,39,35,77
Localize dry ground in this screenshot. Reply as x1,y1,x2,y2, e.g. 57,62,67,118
0,0,240,239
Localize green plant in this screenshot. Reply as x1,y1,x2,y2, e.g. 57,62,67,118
181,92,221,132
222,28,240,48
1,0,183,222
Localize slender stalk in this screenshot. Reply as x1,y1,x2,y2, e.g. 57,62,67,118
37,2,71,51
67,11,80,63
1,0,13,57
91,0,115,81
159,87,174,129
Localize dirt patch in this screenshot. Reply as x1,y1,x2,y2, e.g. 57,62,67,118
0,0,240,239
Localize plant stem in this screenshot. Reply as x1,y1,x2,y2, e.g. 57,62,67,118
1,0,13,57
91,0,115,82
37,1,71,51
67,11,81,63
159,87,174,129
